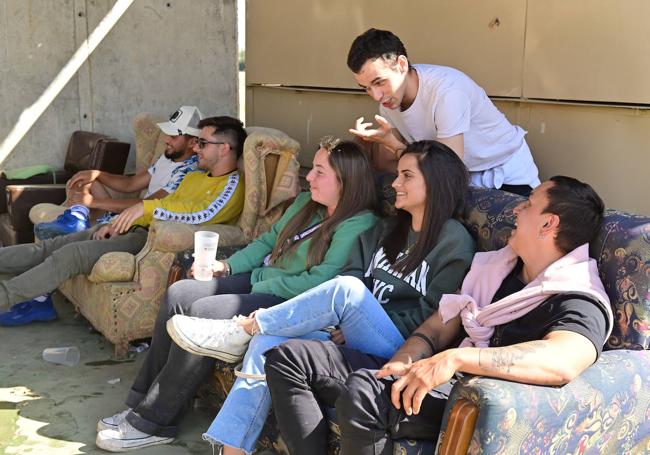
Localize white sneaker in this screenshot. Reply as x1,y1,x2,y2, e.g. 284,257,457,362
166,315,252,363
97,409,130,432
96,420,173,452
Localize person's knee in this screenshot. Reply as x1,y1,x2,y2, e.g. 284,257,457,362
334,275,365,291
50,242,93,276
265,339,326,385
264,345,291,387
333,275,369,308
265,340,310,376
164,279,201,316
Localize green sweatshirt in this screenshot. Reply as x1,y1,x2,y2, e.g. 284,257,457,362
342,218,475,337
227,192,378,300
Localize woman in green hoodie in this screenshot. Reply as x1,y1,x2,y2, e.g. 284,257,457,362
96,137,379,452
167,140,476,455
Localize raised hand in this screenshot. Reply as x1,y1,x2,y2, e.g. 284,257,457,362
349,115,406,155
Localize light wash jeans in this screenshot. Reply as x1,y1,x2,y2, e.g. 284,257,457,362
203,275,405,453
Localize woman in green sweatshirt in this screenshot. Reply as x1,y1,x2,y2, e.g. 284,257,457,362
96,138,379,452
166,140,476,455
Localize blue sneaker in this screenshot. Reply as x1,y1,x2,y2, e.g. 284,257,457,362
34,204,90,240
0,294,57,326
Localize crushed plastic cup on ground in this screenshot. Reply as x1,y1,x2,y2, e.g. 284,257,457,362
42,346,80,366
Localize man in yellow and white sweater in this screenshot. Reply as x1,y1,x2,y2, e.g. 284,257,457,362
0,116,246,313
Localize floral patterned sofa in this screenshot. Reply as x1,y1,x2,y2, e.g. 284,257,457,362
203,187,650,455
59,114,301,358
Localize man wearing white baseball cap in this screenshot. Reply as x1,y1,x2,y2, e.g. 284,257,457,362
58,105,205,225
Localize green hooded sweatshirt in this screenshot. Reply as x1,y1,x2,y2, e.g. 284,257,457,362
227,192,378,300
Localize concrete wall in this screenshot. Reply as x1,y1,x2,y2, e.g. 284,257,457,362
246,0,650,214
0,0,238,171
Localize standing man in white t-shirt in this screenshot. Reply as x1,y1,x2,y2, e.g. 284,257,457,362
348,28,540,195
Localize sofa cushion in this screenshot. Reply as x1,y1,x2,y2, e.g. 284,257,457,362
591,210,650,350
237,128,300,241
88,252,136,283
464,187,525,253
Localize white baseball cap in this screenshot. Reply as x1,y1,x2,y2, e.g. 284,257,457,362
157,106,204,137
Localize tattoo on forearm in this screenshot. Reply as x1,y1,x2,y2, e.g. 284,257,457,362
485,341,546,373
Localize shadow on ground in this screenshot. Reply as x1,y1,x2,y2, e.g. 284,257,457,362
0,292,217,454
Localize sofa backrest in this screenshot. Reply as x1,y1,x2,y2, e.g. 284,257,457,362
133,113,167,174
238,127,301,240
464,187,650,351
64,130,130,175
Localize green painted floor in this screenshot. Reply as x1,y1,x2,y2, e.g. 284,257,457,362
0,292,217,455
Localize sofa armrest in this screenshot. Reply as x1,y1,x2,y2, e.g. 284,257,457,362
438,350,650,454
88,251,136,283
0,171,71,213
89,221,249,283
6,184,67,229
146,220,247,253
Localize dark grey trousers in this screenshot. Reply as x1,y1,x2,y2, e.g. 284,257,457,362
125,274,285,437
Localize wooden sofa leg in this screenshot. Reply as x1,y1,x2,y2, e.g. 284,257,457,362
114,340,130,360
438,399,479,455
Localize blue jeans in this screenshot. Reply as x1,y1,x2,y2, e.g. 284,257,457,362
203,275,405,453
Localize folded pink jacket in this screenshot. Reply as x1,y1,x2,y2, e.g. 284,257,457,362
438,243,613,348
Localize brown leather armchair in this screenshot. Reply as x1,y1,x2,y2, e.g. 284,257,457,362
0,131,130,245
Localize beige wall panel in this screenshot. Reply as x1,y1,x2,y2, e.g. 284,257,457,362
248,87,378,167
524,0,650,104
248,0,525,96
495,101,650,214
250,89,649,214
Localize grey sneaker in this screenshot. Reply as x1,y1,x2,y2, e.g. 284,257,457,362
97,409,130,432
166,315,252,363
96,420,173,452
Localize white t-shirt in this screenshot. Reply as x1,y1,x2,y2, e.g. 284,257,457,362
380,64,540,189
146,154,199,197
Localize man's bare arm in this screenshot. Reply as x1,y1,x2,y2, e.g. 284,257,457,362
460,330,597,385
390,330,598,415
96,168,152,193
436,134,464,161
90,188,168,213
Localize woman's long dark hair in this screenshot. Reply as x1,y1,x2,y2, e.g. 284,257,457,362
269,138,379,268
382,140,468,275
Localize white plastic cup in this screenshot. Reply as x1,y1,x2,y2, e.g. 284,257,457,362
42,346,80,367
194,231,219,281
